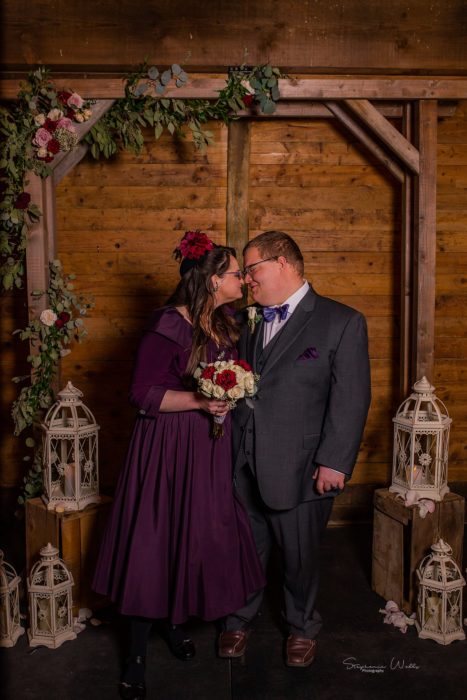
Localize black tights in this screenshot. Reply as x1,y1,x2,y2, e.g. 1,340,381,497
122,616,188,684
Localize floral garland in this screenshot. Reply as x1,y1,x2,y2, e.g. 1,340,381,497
0,62,282,502
12,260,93,502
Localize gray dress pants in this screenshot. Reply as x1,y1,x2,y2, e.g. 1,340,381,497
226,463,333,639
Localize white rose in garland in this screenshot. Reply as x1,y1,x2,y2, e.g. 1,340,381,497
39,308,58,326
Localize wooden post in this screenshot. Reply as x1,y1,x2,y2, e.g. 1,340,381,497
412,101,438,383
26,173,56,319
226,120,250,301
400,104,413,397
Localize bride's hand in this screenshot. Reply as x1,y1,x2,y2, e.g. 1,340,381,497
195,395,230,416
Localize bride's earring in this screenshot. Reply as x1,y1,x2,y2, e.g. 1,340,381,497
213,282,219,292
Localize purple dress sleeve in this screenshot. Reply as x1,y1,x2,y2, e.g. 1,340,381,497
129,330,180,417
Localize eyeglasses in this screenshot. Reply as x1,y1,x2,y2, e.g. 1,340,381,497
242,256,278,277
222,270,244,279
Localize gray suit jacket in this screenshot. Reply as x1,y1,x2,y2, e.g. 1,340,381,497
232,287,371,510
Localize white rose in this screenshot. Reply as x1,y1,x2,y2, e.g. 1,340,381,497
227,386,245,400
34,113,46,126
37,147,48,158
200,379,214,395
74,112,85,123
244,374,255,394
47,108,63,121
40,309,58,326
82,108,92,120
212,384,226,399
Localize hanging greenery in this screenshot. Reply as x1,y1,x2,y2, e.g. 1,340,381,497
0,61,283,502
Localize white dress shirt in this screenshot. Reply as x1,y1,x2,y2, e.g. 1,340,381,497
262,280,309,347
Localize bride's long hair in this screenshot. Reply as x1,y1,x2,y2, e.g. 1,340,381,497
167,246,240,376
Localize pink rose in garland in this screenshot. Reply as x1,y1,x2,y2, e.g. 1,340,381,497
32,88,92,163
33,127,53,148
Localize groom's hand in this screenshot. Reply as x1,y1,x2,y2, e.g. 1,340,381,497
313,466,345,494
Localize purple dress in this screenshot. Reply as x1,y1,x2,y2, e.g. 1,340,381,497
93,307,265,623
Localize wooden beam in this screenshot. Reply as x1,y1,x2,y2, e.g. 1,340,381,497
240,102,457,119
344,99,420,175
226,120,250,301
412,101,438,383
400,103,413,397
50,99,115,184
325,101,404,183
2,77,467,100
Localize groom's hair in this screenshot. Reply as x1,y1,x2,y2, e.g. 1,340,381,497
244,231,304,276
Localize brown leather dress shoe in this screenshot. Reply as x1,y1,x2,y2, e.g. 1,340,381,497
218,630,249,658
285,636,317,667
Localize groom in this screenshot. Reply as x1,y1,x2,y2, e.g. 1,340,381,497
218,231,371,667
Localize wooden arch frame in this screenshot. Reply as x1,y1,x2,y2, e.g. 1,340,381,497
3,74,467,397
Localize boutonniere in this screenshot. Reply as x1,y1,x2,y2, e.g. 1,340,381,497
247,306,262,334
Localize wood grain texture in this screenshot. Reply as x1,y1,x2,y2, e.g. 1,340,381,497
3,1,467,74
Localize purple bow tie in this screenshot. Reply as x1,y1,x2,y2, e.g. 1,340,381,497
262,304,290,323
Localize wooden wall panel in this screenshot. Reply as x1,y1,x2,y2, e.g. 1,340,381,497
3,104,467,492
55,124,228,489
249,119,401,486
3,1,467,74
435,100,467,484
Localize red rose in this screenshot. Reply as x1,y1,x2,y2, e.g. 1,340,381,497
44,118,58,133
242,94,254,108
14,192,31,209
215,369,237,391
59,311,71,323
201,365,216,380
66,108,75,119
54,318,65,329
47,139,60,155
57,90,72,104
235,359,252,372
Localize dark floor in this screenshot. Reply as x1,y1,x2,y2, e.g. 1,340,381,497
1,523,467,700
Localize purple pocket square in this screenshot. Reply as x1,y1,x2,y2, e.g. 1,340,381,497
297,346,319,361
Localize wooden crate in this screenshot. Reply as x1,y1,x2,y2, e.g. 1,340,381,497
26,496,112,615
372,488,464,614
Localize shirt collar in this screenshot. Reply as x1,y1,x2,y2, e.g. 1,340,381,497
280,280,309,314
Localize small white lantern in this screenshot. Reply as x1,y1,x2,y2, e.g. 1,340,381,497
0,550,25,647
27,543,76,648
416,539,465,645
42,381,100,511
390,376,451,501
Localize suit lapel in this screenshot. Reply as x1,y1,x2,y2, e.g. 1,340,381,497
258,288,318,379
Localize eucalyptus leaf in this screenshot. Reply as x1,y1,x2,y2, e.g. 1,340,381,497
171,64,182,75
148,66,159,80
156,83,166,95
160,70,172,86
134,83,149,97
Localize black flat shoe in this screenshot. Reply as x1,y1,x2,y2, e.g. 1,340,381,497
166,624,196,660
168,636,196,660
119,655,146,699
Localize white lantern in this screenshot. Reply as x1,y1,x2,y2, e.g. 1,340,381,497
42,381,100,511
390,376,451,501
416,539,465,645
27,543,76,648
0,550,25,647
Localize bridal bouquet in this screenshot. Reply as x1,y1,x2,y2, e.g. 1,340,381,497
194,359,259,438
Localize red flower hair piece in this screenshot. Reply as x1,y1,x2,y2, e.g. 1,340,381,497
174,230,214,261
